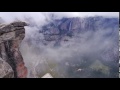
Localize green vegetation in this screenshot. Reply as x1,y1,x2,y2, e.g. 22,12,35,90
90,60,110,75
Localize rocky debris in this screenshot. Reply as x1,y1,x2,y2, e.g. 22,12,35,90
0,58,14,78
0,21,28,78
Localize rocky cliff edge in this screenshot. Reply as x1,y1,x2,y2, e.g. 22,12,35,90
0,21,28,78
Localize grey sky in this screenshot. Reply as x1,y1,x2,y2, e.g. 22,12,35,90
0,12,119,23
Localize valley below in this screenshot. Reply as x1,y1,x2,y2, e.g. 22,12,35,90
20,16,119,78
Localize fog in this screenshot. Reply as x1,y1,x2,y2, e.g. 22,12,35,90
0,12,119,25
20,28,118,78
0,12,119,78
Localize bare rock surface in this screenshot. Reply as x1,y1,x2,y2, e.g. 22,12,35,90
0,21,28,78
0,58,14,78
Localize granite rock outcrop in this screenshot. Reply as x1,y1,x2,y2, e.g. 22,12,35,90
0,21,28,78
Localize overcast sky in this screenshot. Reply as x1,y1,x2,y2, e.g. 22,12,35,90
0,12,119,23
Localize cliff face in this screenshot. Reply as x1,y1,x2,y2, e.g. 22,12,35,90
39,17,118,46
0,21,28,78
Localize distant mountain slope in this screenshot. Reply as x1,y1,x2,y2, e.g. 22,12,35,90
38,16,118,46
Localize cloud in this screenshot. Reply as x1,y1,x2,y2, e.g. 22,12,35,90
1,12,118,38
20,27,118,77
0,12,119,23
0,12,119,39
0,12,118,77
44,12,119,19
